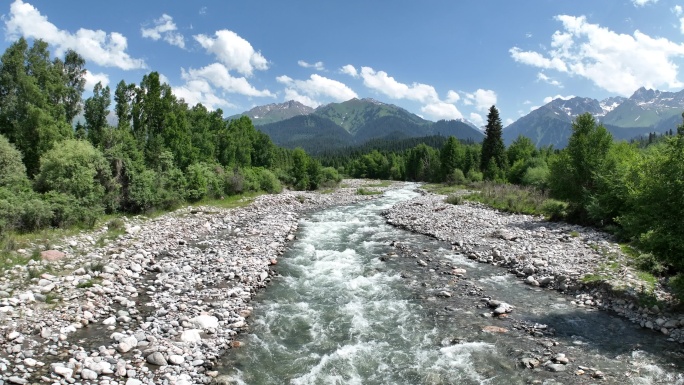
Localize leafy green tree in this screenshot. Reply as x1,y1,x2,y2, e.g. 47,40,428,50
548,113,613,221
619,116,684,270
291,148,310,190
59,49,87,124
480,106,507,179
114,80,136,131
84,81,111,148
0,38,74,175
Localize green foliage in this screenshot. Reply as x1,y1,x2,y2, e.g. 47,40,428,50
480,106,507,180
466,169,483,182
465,182,552,216
668,274,684,304
618,118,684,271
256,168,283,193
445,168,466,186
35,139,114,211
356,187,382,196
444,194,463,205
521,163,549,190
540,199,568,221
319,167,342,188
0,134,30,190
548,113,613,222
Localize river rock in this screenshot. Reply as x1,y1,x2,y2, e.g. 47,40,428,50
168,354,185,365
52,365,73,379
181,329,202,343
80,368,98,380
146,351,167,366
8,376,28,384
520,357,540,369
192,315,219,329
40,250,65,261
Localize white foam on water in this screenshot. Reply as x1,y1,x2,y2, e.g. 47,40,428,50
627,351,684,385
478,274,511,285
290,341,390,385
429,342,497,383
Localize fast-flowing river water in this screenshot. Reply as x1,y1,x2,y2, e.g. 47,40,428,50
217,186,684,385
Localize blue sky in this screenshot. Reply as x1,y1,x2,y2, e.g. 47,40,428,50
2,0,684,127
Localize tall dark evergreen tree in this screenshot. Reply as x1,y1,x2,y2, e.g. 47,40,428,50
480,105,507,180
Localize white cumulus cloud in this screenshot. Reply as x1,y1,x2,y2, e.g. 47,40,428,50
84,70,109,91
141,14,185,49
298,60,325,71
4,0,146,70
359,66,439,103
276,74,358,107
194,30,268,76
445,90,460,103
421,101,463,120
172,79,234,111
463,89,497,112
340,64,359,78
182,63,274,97
469,112,484,127
510,15,684,95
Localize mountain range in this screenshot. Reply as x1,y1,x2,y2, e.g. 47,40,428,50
230,98,484,154
504,87,684,148
228,86,684,152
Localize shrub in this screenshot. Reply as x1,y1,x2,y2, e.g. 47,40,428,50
445,194,463,205
466,169,483,183
541,199,568,221
319,167,342,188
35,139,112,208
224,168,245,195
445,169,467,186
186,163,209,201
0,134,30,190
521,165,549,190
128,169,160,212
256,168,282,193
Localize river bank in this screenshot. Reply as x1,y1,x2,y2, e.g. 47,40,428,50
383,189,684,346
0,180,397,385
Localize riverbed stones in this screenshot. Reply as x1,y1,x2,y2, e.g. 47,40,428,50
146,352,167,366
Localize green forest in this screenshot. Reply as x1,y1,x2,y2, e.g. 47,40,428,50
0,38,339,234
1,38,683,292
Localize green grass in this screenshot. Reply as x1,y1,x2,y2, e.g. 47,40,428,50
356,187,383,196
364,181,392,188
197,191,264,210
463,182,551,216
421,183,467,195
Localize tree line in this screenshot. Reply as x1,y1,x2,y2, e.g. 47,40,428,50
0,38,339,234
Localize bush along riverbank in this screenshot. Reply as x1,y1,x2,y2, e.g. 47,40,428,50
383,189,684,344
0,179,397,385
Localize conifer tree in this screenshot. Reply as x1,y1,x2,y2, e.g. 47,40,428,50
480,105,506,180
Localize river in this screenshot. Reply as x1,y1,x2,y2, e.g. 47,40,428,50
217,185,684,384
